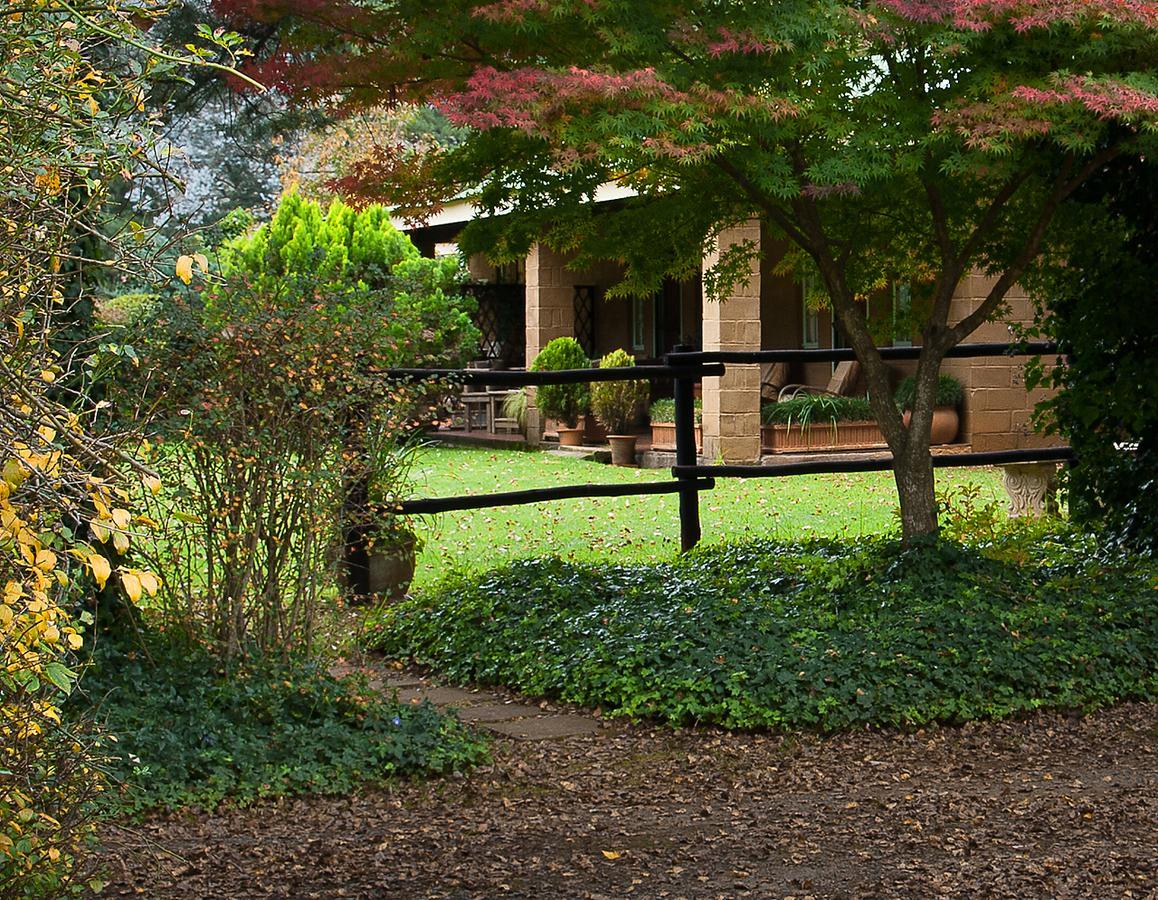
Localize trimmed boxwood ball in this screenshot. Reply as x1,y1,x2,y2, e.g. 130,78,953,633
530,337,590,428
590,348,649,434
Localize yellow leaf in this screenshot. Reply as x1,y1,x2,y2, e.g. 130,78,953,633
137,571,158,597
175,255,194,284
33,549,56,572
601,851,623,860
2,459,26,488
42,625,60,644
67,633,83,650
111,508,131,529
193,252,209,274
120,571,142,603
143,474,161,496
88,554,111,590
112,530,129,554
40,370,56,383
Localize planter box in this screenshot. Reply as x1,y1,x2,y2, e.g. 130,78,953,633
762,420,888,453
650,422,702,452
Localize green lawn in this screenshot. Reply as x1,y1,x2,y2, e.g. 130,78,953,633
408,445,1005,589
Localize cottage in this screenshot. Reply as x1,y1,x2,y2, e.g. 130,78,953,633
401,202,1060,467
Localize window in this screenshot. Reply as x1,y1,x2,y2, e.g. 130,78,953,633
496,258,525,284
632,296,647,354
801,277,820,349
893,282,913,347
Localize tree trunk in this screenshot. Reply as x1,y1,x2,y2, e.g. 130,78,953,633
820,273,945,545
893,441,939,542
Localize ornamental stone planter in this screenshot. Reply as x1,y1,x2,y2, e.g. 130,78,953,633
762,420,888,453
649,422,702,452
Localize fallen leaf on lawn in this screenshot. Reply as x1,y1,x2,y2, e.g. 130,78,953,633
601,850,623,860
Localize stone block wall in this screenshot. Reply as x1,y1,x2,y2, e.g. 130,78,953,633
939,277,1061,452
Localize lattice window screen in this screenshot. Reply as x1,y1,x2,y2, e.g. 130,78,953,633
462,283,526,366
573,285,597,359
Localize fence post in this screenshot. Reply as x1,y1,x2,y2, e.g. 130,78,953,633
670,344,702,552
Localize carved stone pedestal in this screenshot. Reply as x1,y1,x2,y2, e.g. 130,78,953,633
1001,462,1059,518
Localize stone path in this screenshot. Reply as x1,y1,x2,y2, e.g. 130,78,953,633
332,662,603,740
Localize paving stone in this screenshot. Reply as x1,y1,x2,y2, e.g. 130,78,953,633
455,703,544,723
481,716,602,740
381,674,425,689
393,686,485,707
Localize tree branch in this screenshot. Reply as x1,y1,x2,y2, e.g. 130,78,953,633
711,155,811,249
949,145,1126,343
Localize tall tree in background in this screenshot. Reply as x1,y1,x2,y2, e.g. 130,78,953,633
219,0,1158,541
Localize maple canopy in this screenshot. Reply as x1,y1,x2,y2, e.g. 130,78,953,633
222,0,1158,538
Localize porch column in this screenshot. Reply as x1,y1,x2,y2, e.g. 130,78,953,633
701,221,762,463
525,243,575,442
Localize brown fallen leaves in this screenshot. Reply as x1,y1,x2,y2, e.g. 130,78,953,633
94,699,1158,898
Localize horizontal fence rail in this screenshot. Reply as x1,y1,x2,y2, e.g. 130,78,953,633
384,363,724,386
388,341,1070,553
674,447,1074,481
401,478,716,515
671,342,1059,365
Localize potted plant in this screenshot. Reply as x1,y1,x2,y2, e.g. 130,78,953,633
354,427,428,604
895,373,965,444
364,510,423,602
529,337,590,446
648,397,702,452
761,394,887,452
590,348,649,465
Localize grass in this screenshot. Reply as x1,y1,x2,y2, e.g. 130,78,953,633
406,445,1005,589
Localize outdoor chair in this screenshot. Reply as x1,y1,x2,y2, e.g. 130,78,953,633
777,360,861,401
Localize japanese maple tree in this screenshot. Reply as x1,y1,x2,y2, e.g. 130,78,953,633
221,0,1158,540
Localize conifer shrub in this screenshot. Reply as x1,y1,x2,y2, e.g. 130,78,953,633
133,195,480,658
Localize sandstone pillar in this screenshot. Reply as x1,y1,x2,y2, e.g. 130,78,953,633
525,243,575,442
701,222,762,463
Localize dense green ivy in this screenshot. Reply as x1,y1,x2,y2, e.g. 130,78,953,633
371,531,1158,732
75,642,488,815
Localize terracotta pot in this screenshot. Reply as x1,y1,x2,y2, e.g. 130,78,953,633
607,434,638,466
556,426,585,447
901,407,960,445
583,415,607,444
930,407,960,444
365,535,418,602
